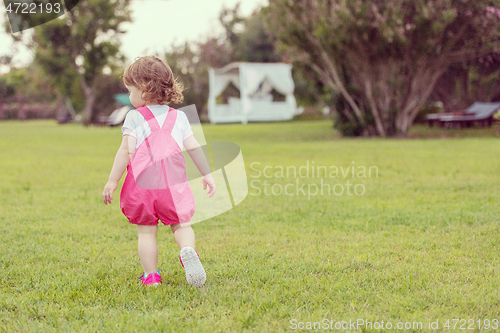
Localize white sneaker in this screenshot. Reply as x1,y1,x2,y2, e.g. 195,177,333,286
179,246,206,287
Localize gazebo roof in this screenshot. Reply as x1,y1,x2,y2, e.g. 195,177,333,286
210,62,295,97
213,62,292,75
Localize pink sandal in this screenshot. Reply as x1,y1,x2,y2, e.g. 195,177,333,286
139,270,162,286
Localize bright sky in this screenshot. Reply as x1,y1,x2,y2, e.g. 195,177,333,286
0,0,267,68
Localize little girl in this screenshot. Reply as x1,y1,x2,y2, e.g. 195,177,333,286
102,56,215,288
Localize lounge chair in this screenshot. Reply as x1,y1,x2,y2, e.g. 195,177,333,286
426,102,500,128
96,105,132,126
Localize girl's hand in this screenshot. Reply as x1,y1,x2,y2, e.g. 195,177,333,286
202,174,216,197
102,180,118,205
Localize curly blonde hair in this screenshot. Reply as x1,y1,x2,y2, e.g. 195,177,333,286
123,56,184,105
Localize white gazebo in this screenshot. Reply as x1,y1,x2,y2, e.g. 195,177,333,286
208,62,300,124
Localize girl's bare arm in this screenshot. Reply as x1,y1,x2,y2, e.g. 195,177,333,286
102,135,135,204
183,135,216,197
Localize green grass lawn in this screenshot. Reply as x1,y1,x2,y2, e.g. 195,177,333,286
0,120,500,332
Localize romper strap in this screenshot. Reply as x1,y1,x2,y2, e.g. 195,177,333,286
161,107,177,133
136,106,160,131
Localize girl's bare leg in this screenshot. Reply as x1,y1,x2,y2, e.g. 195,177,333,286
170,223,195,249
171,223,205,287
137,225,158,274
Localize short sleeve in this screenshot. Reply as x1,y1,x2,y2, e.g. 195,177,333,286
179,111,193,141
122,111,137,138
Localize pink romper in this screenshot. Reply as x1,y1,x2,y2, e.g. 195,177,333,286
120,106,195,225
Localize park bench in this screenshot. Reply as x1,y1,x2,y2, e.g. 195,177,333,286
426,102,500,128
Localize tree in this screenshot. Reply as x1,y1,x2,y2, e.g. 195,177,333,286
263,0,500,136
219,4,281,63
5,0,132,124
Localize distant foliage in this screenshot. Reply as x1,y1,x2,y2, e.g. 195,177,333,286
0,64,58,120
5,0,132,124
432,53,500,111
163,4,283,117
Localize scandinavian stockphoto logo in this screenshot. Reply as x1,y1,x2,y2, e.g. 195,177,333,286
3,0,79,32
249,161,378,199
170,105,248,224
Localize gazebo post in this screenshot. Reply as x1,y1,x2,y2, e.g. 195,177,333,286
208,68,216,124
239,64,248,125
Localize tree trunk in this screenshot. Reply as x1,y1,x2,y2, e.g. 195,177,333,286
363,78,387,137
80,77,96,125
395,66,446,135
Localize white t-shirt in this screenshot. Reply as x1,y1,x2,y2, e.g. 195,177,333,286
122,105,193,151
